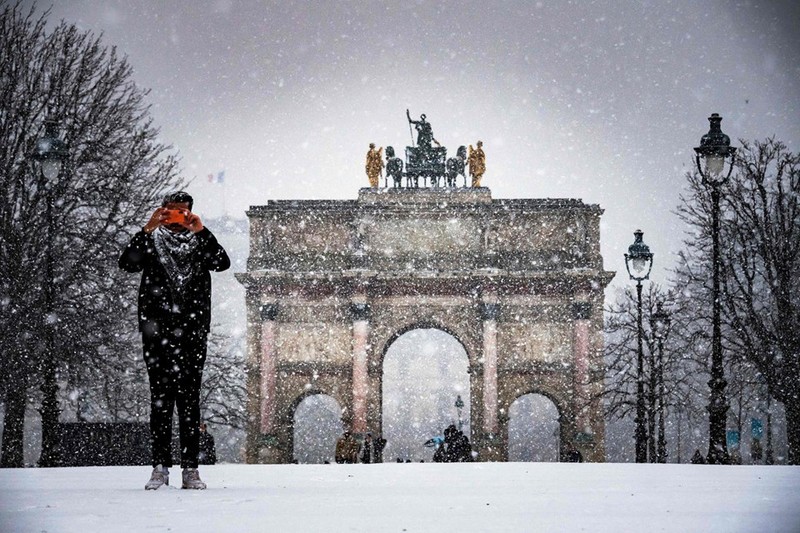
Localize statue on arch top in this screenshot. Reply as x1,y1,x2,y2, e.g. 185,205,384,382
468,141,486,187
407,109,440,151
365,143,384,188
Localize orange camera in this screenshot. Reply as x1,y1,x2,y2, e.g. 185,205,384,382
162,209,188,225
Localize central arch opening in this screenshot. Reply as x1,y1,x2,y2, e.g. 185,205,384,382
507,393,560,462
293,394,343,464
382,328,470,462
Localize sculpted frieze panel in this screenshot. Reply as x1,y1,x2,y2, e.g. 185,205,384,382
491,213,588,257
268,215,353,255
275,322,351,364
497,321,572,367
367,217,481,256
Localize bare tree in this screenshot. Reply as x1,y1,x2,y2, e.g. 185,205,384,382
721,139,799,462
601,283,702,462
60,325,246,433
0,4,181,466
674,138,800,463
199,328,247,431
60,331,149,424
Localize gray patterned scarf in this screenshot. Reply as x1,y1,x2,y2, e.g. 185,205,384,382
152,226,201,304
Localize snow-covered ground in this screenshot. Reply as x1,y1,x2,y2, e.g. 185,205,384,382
2,463,799,533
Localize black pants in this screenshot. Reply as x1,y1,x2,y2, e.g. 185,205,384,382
142,322,207,469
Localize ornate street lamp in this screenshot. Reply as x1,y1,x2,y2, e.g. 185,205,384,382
694,113,736,465
32,118,69,179
625,229,653,463
455,394,464,431
650,301,671,463
31,118,69,467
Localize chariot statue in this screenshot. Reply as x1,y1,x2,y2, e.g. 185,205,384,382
368,111,484,189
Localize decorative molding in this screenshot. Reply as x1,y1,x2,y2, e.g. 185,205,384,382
260,303,279,321
349,302,371,321
479,302,500,321
276,361,351,376
572,302,592,320
497,361,571,375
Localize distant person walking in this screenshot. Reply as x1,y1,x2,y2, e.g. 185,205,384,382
119,191,230,490
433,441,446,463
360,433,374,464
373,435,386,463
335,431,359,464
443,424,473,462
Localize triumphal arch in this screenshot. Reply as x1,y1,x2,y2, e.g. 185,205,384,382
237,186,614,463
237,113,614,463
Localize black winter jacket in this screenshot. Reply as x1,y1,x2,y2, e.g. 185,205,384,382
118,227,230,334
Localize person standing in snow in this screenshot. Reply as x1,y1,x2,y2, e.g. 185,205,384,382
443,424,473,462
119,191,230,490
335,430,359,464
750,438,763,464
360,432,374,464
454,429,473,462
433,441,446,463
335,431,350,464
373,435,386,463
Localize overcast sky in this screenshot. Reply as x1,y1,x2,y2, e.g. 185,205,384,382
29,0,800,286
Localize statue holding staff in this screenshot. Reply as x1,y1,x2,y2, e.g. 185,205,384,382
406,109,440,151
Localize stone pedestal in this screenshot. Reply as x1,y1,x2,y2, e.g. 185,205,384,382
255,436,284,464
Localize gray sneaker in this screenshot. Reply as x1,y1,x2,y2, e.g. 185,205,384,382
181,468,207,490
144,465,169,490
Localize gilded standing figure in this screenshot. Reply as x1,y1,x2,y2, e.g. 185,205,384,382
365,143,384,188
468,141,486,187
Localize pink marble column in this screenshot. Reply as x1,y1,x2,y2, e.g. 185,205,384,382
572,302,591,433
481,303,499,435
351,303,370,434
259,304,278,434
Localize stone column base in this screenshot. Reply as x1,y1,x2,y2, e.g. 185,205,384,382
572,431,601,463
475,433,505,462
255,434,285,464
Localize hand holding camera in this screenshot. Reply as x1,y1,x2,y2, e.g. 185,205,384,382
161,208,189,226
143,207,203,234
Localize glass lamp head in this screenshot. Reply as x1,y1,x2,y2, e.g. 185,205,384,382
625,229,654,281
